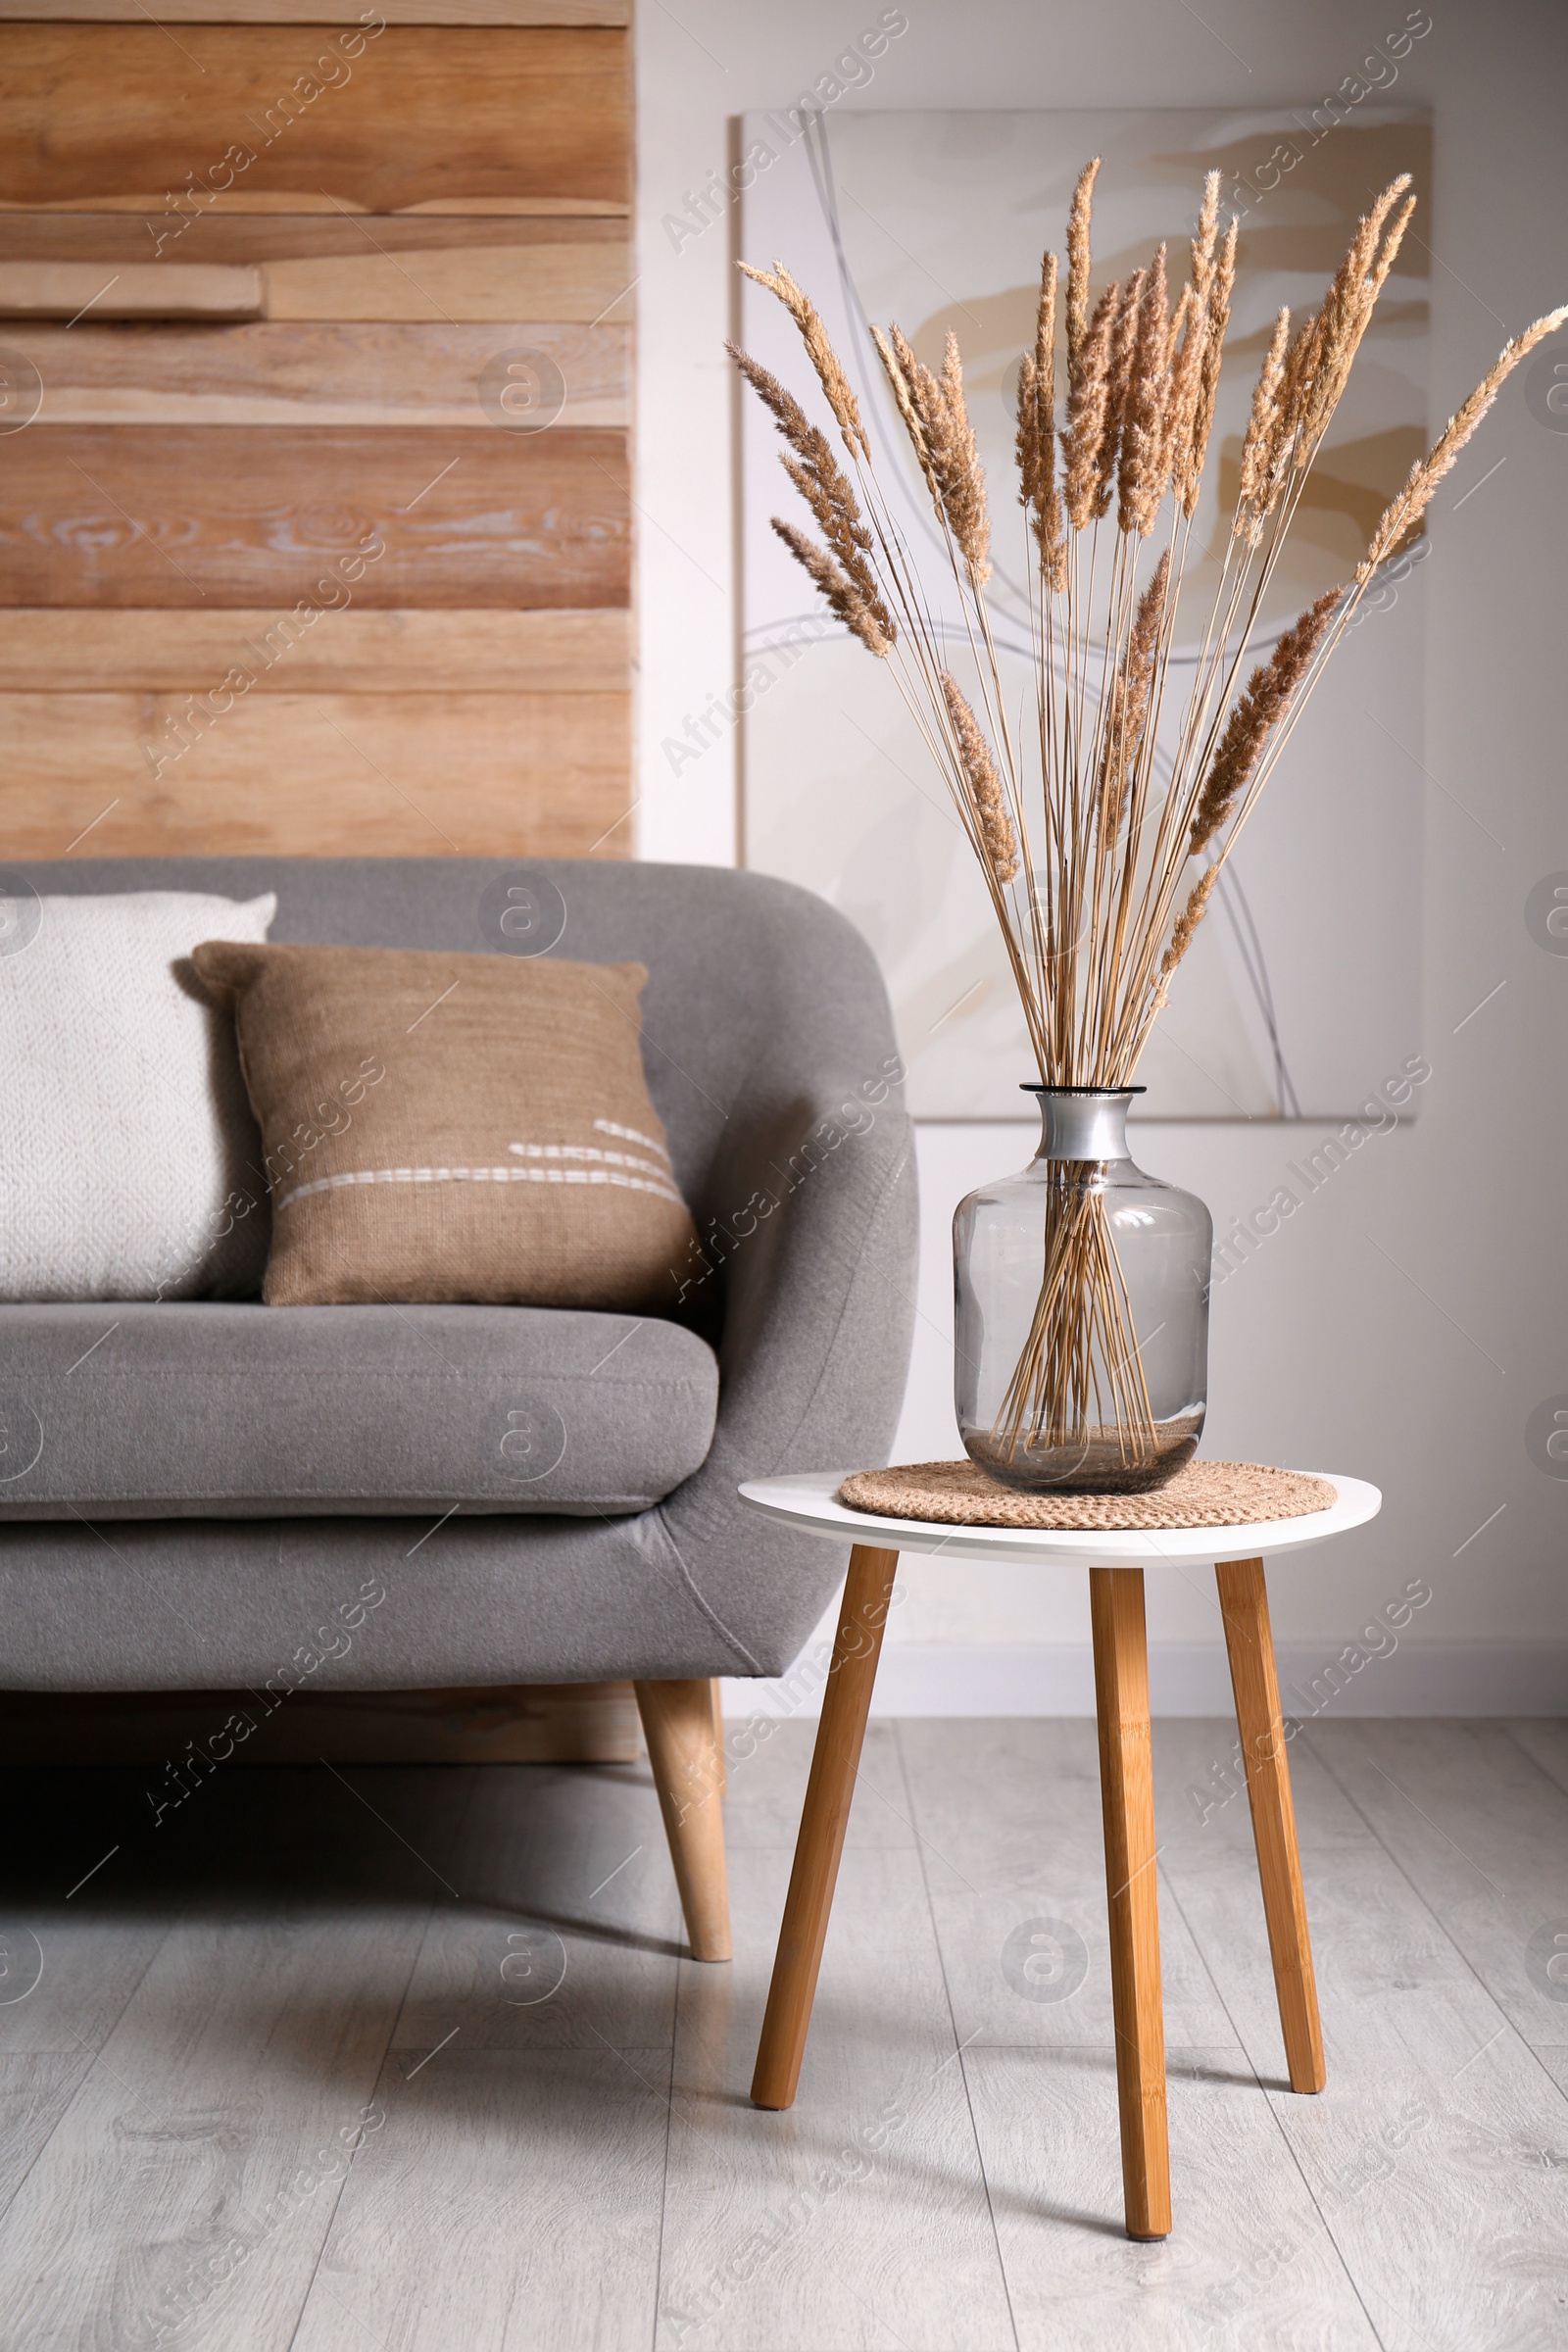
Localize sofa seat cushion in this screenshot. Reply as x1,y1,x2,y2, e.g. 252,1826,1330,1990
0,1303,717,1518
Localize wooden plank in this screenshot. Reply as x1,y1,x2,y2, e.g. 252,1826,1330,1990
717,1716,913,1856
0,259,263,318
0,1,629,20
0,606,631,690
964,2047,1380,2346
0,1766,454,2347
390,1756,683,2055
291,2049,667,2352
0,26,629,213
0,212,628,259
1308,1720,1568,2060
1508,1717,1568,1799
0,221,634,318
0,1758,251,2231
0,1683,642,1767
896,1716,1235,2053
12,319,628,425
0,688,631,856
662,1841,1016,2350
0,425,630,607
262,237,631,320
1154,1720,1568,2349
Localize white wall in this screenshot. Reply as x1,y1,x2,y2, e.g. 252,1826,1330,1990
636,0,1568,1710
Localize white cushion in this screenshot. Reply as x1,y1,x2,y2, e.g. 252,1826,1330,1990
0,889,276,1300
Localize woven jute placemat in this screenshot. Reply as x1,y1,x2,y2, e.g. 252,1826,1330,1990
837,1459,1337,1530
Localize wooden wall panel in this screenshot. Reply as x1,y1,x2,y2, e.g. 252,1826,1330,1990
0,3,630,22
0,425,629,607
0,217,632,319
0,26,629,211
0,687,631,855
8,321,628,425
0,214,628,261
263,237,630,319
0,606,630,690
0,14,634,862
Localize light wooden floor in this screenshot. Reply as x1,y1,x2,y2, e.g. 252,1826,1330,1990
1,1716,1566,2349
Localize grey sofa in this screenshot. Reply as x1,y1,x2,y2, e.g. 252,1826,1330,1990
0,856,917,1955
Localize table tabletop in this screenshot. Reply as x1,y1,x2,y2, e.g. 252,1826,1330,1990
737,1468,1382,1569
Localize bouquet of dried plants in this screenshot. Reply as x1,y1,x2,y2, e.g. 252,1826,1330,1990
734,162,1563,1475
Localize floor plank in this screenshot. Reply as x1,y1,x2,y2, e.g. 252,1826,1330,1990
657,1843,1016,2351
0,1766,465,2349
1309,1720,1568,2058
964,2043,1380,2351
390,1759,683,2056
1507,1716,1568,1797
1157,1720,1568,2352
292,2046,670,2352
897,1716,1237,2052
717,1717,914,1855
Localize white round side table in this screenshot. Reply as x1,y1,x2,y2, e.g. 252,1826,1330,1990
737,1468,1382,2241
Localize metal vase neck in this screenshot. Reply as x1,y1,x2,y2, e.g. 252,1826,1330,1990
1024,1085,1142,1162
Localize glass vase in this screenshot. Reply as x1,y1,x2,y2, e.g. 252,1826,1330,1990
954,1086,1211,1493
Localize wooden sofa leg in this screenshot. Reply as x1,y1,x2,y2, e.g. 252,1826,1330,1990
635,1678,732,1962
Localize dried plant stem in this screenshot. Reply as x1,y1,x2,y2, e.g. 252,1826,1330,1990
985,1177,1158,1471
734,166,1560,1472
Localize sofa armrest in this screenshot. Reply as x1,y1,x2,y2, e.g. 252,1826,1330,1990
659,1065,918,1674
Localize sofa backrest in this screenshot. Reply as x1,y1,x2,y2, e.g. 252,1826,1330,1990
4,856,902,1225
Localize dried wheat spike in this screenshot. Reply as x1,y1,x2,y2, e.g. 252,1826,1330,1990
1184,218,1236,515
1167,171,1220,506
1188,587,1341,858
1016,255,1066,587
1065,157,1101,376
1100,549,1170,836
1158,861,1220,980
777,453,895,643
739,259,868,457
1064,279,1117,532
1016,351,1044,514
1236,307,1291,535
1190,172,1221,303
771,517,892,656
1293,175,1413,458
871,321,940,500
943,672,1018,881
1099,270,1145,522
937,331,993,580
1118,245,1171,535
730,340,894,641
897,326,993,581
1359,303,1568,576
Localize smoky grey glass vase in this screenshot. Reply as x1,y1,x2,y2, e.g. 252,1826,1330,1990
953,1086,1212,1493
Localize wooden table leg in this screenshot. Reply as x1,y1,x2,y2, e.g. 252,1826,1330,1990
751,1544,899,2111
1090,1566,1171,2240
1215,1556,1326,2094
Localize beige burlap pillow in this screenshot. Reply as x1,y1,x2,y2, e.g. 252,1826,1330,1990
191,941,699,1310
